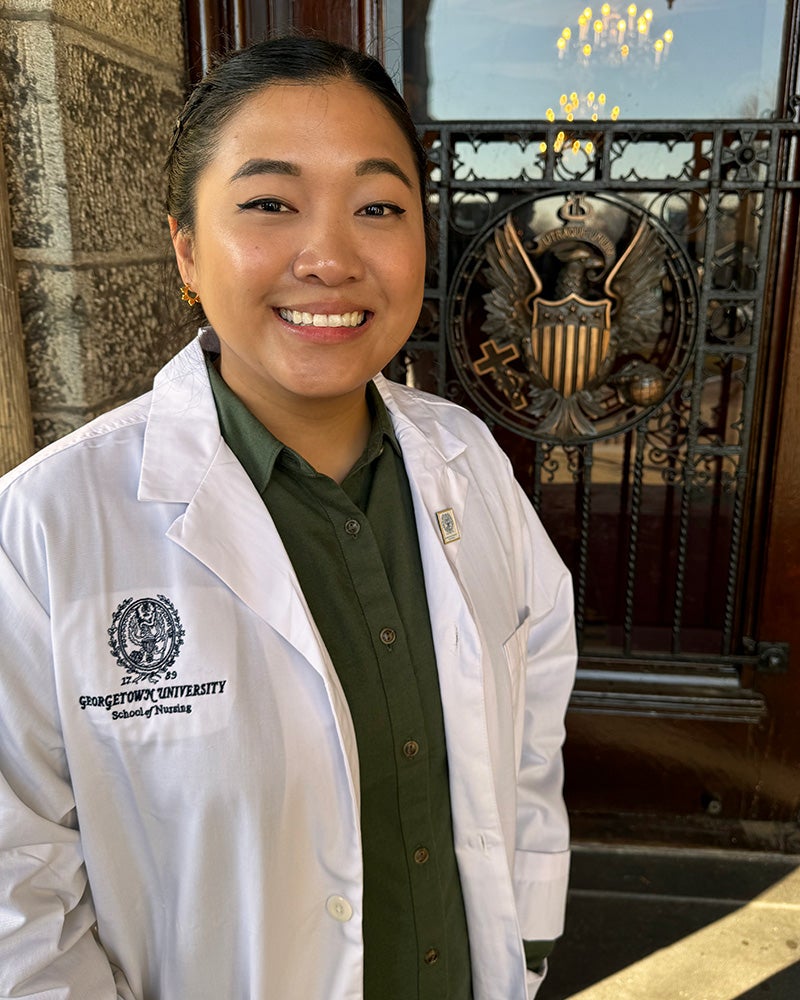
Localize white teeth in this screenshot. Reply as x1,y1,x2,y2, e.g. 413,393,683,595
279,308,365,328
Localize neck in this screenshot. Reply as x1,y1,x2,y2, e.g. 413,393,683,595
220,374,371,485
269,394,371,484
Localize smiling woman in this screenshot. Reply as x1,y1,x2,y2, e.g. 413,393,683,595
169,79,426,477
0,35,577,1000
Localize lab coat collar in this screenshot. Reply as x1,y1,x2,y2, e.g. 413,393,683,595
137,330,338,681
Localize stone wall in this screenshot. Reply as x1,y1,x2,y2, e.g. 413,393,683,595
0,0,187,451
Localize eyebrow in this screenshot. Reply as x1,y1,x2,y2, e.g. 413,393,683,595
228,156,414,189
354,158,414,190
229,159,300,183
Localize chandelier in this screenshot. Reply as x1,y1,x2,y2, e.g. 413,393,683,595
542,3,676,153
555,4,675,69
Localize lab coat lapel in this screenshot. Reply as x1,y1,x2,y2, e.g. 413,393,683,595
137,334,333,679
377,378,483,668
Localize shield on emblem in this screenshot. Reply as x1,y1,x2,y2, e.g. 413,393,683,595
530,294,613,398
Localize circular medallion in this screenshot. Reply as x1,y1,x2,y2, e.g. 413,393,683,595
108,594,185,681
447,192,699,442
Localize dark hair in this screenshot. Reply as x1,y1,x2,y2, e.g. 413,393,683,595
166,36,432,246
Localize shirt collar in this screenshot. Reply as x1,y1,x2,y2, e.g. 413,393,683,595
206,354,401,493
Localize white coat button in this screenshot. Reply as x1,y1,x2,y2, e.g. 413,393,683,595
326,895,353,922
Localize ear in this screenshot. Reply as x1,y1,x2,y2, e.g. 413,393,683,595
169,216,197,289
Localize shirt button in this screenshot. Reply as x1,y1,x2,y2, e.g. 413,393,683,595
414,846,430,865
402,740,420,759
325,895,353,922
344,518,361,536
424,948,440,965
379,627,397,646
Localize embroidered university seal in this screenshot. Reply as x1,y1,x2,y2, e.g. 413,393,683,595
108,595,185,683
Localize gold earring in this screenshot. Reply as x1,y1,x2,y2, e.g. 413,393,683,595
180,283,200,306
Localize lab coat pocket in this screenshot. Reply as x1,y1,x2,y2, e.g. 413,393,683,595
503,614,531,769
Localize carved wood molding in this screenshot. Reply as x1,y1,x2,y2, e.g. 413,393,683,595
182,0,381,84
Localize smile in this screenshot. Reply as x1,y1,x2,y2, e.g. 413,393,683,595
278,308,366,328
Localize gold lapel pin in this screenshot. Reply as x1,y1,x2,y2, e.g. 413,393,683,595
436,508,461,544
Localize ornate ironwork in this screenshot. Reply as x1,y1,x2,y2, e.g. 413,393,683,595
391,116,800,717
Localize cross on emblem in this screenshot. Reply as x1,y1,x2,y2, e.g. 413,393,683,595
474,338,520,375
473,339,529,411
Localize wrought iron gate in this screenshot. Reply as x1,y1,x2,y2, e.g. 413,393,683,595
388,118,800,723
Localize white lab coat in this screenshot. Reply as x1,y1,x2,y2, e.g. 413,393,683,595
0,330,576,1000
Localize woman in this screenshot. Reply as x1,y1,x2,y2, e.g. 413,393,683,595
0,36,576,1000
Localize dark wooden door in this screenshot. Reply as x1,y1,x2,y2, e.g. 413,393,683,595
181,0,800,852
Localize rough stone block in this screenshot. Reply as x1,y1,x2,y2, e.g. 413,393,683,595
20,258,191,423
1,0,183,65
57,37,185,254
0,19,69,251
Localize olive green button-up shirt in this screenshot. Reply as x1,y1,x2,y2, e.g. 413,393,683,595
207,360,474,1000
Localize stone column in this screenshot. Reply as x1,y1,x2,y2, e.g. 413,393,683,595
0,0,186,464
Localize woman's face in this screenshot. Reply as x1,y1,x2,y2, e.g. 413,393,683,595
171,80,426,418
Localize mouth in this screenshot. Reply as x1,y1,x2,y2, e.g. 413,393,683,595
277,308,367,328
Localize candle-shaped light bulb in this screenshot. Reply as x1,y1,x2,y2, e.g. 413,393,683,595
546,108,556,121
572,140,581,154
664,28,674,43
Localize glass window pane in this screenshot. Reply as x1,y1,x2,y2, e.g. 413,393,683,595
403,0,786,121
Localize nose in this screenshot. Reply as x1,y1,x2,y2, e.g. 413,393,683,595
292,216,365,285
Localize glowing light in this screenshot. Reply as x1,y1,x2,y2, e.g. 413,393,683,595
637,16,648,33
611,105,621,119
654,38,664,51
546,107,556,121
601,3,611,15
587,90,596,102
594,19,604,32
598,93,607,104
617,19,626,33
583,42,592,56
572,140,581,154
557,37,567,50
562,27,572,39
583,7,593,17
664,28,674,42
644,7,653,19
627,3,637,16
585,140,595,153
567,112,575,122
559,94,568,105
571,91,579,103
539,141,548,153
621,43,630,56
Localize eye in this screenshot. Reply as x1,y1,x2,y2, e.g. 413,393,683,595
237,198,293,213
358,203,407,218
